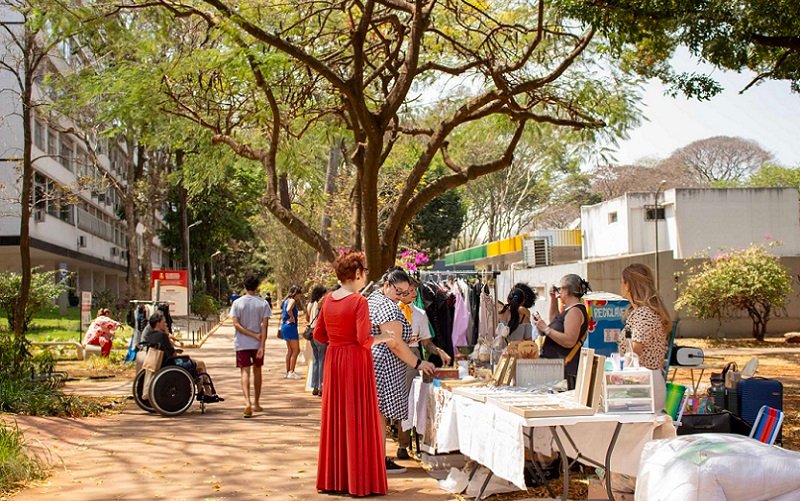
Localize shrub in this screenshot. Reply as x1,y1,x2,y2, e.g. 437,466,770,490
191,293,218,321
676,243,793,341
0,423,45,494
91,290,117,317
0,269,66,333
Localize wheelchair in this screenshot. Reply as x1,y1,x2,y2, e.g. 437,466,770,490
132,345,219,417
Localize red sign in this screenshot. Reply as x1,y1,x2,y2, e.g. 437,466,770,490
151,270,188,287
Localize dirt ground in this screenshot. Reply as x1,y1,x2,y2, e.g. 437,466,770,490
3,327,798,500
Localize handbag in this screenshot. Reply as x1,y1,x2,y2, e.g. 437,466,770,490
303,305,322,341
677,412,732,435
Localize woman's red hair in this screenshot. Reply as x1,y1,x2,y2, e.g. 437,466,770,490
334,250,366,282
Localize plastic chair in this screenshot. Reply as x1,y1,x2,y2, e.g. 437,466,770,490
662,320,680,380
749,405,784,445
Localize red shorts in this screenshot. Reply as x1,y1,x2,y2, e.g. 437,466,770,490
236,349,263,368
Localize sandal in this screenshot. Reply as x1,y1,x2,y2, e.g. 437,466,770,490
253,405,263,412
243,407,253,418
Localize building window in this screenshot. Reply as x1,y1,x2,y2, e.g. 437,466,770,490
608,211,618,224
33,119,45,150
645,205,666,221
47,130,58,158
60,135,74,172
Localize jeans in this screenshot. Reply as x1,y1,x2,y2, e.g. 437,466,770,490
311,338,327,390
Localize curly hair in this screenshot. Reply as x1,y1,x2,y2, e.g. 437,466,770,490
333,250,367,282
561,274,592,298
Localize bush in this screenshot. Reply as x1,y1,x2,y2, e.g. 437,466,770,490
0,269,66,333
0,423,45,494
91,290,116,317
191,293,218,321
676,243,793,341
0,375,102,417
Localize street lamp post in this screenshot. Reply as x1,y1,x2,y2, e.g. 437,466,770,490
186,220,202,342
211,250,222,304
654,180,666,293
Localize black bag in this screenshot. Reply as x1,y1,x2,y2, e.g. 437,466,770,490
302,325,314,341
677,410,751,436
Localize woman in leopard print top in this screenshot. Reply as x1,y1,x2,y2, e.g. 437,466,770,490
618,263,672,413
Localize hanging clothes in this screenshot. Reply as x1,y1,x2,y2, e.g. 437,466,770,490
420,282,455,363
478,286,496,343
451,284,470,349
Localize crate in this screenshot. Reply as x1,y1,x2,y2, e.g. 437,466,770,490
514,358,564,386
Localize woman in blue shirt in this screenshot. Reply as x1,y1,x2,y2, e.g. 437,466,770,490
280,286,304,379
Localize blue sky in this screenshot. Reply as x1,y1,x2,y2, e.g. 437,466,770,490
612,58,800,167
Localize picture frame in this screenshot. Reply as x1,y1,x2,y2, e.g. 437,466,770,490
574,347,595,406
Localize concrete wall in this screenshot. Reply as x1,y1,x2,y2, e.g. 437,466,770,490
671,188,800,258
581,196,630,258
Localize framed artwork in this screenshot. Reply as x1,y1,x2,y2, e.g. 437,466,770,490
574,347,595,406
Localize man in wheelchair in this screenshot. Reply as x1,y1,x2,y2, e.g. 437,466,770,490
144,311,223,404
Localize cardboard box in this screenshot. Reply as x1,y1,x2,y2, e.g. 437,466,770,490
587,477,634,501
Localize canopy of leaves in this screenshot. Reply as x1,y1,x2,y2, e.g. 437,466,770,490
558,0,800,97
748,164,800,189
408,189,466,258
675,244,793,340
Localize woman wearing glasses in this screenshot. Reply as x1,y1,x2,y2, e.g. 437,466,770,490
368,267,435,474
534,274,591,389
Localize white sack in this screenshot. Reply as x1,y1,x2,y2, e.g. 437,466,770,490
636,433,800,501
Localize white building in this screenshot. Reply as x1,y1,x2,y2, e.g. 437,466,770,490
0,10,167,304
501,188,800,338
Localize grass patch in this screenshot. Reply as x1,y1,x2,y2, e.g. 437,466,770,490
0,376,103,417
0,422,45,494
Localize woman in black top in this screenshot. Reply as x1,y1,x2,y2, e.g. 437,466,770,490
534,274,591,388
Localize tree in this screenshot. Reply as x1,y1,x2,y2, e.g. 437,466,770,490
0,0,77,344
676,244,793,341
82,0,640,279
408,189,465,259
561,0,800,97
0,269,66,368
665,136,772,183
748,164,800,189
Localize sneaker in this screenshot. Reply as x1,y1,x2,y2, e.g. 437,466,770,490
312,388,319,396
288,372,303,380
284,372,290,379
200,394,224,403
385,458,406,474
396,448,411,460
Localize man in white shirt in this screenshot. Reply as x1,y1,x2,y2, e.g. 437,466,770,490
230,274,272,418
396,277,451,459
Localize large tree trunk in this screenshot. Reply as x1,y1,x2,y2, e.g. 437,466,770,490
177,150,189,273
124,138,144,298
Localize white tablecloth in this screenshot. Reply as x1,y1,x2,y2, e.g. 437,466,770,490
404,379,676,490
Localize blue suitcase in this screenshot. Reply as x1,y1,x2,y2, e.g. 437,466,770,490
737,377,783,427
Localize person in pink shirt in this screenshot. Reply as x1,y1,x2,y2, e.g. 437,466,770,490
82,308,120,357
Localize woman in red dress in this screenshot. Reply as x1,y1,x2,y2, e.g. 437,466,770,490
314,250,395,496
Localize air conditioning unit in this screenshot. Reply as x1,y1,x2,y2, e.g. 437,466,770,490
34,209,45,223
78,235,87,248
522,236,552,268
110,247,119,257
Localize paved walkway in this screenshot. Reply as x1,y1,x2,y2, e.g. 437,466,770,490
8,321,451,500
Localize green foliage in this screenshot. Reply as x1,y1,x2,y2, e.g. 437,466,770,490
303,262,338,292
190,293,218,321
0,375,102,417
0,270,66,334
676,244,793,340
559,0,800,96
91,290,116,316
748,164,800,189
0,423,45,494
409,190,466,258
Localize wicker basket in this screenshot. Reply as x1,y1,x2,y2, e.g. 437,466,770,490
514,359,564,386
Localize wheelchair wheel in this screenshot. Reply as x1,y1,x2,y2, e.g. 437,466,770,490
132,370,155,413
150,366,195,417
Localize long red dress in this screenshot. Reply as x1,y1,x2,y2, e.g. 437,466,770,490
313,293,387,496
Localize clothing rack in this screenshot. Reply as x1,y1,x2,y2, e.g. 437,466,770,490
420,270,500,343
